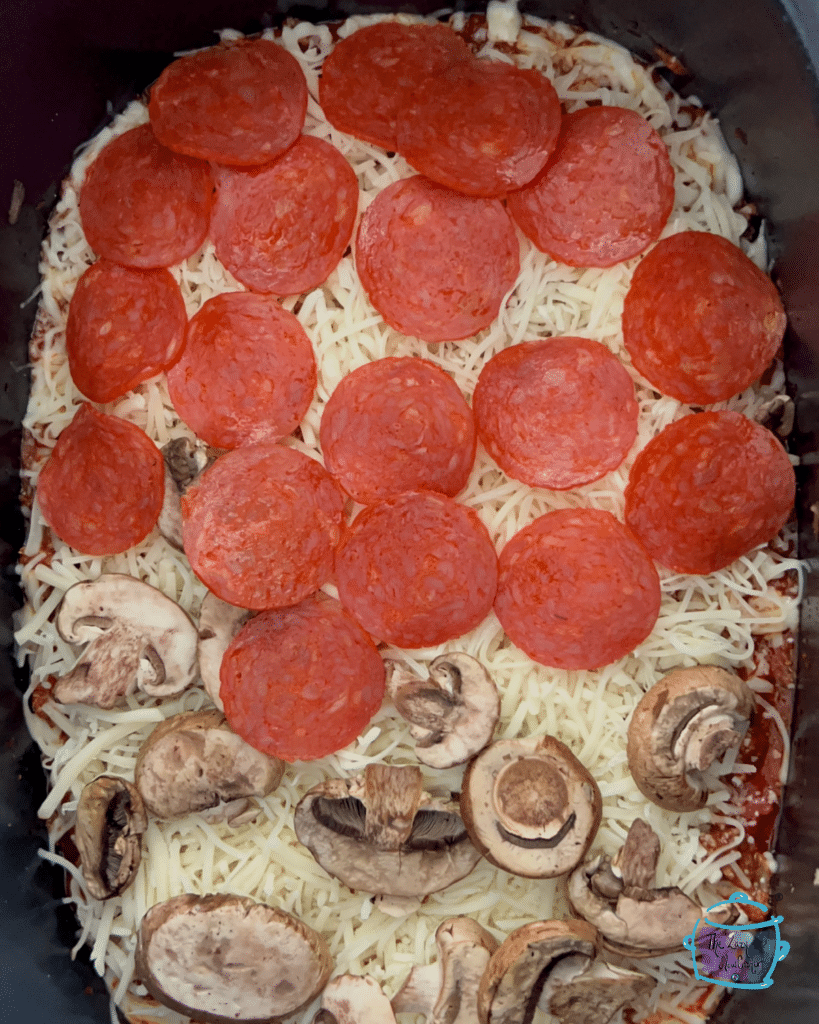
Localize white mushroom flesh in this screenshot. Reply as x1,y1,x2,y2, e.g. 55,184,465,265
319,974,397,1024
197,591,252,711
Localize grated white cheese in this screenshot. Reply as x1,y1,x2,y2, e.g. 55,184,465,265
16,11,801,1024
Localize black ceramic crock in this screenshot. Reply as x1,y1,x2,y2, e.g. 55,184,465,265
1,2,818,1021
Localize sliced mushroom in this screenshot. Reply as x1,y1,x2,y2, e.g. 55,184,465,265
75,775,147,901
478,919,597,1024
544,959,654,1024
392,917,499,1024
52,574,199,709
157,437,217,549
459,736,602,878
293,764,481,898
198,591,253,711
567,818,704,958
136,893,332,1024
315,975,398,1024
134,709,285,821
627,666,755,811
385,654,500,769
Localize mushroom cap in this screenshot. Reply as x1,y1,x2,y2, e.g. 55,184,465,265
198,591,252,711
478,919,598,1024
566,819,703,957
53,574,199,708
157,437,216,549
74,775,147,901
459,736,602,878
318,974,397,1024
293,764,481,898
134,709,285,820
544,959,654,1024
385,653,500,769
627,665,755,811
135,893,333,1024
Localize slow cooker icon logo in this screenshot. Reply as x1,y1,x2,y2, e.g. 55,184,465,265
683,891,790,989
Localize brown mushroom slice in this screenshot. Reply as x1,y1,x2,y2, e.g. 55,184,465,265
52,574,199,709
293,764,481,898
157,437,217,549
392,916,499,1024
545,959,654,1024
567,818,703,958
134,709,285,821
75,775,147,901
478,919,597,1024
316,975,398,1024
385,654,500,769
627,665,755,812
459,736,602,878
136,893,332,1024
198,591,252,711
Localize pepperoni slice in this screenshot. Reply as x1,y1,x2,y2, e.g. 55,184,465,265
320,357,476,504
181,443,344,610
396,59,562,197
473,337,638,489
66,260,187,403
221,595,385,762
506,106,674,267
37,403,164,555
355,176,519,342
210,136,358,295
495,508,661,670
149,38,307,166
624,411,795,574
167,293,316,449
319,22,470,151
79,124,213,269
335,490,498,649
622,232,787,404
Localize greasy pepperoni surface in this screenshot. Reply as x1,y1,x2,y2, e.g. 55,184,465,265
79,124,213,269
149,38,307,166
210,135,358,295
335,491,498,648
397,58,562,197
319,22,470,151
495,508,661,670
320,357,476,504
624,411,796,574
221,595,385,762
506,106,674,267
355,176,519,342
37,403,164,556
182,444,344,610
66,260,187,403
167,292,316,449
473,337,638,489
622,231,787,403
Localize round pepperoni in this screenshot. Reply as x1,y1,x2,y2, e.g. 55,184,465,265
79,124,213,269
181,443,344,610
149,38,307,166
624,411,795,574
396,59,562,197
622,232,787,404
506,106,674,267
221,595,385,762
320,357,476,504
495,508,661,670
167,293,316,449
37,403,164,556
66,260,187,403
319,22,470,151
336,491,498,648
473,337,638,490
210,136,358,295
355,176,519,342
